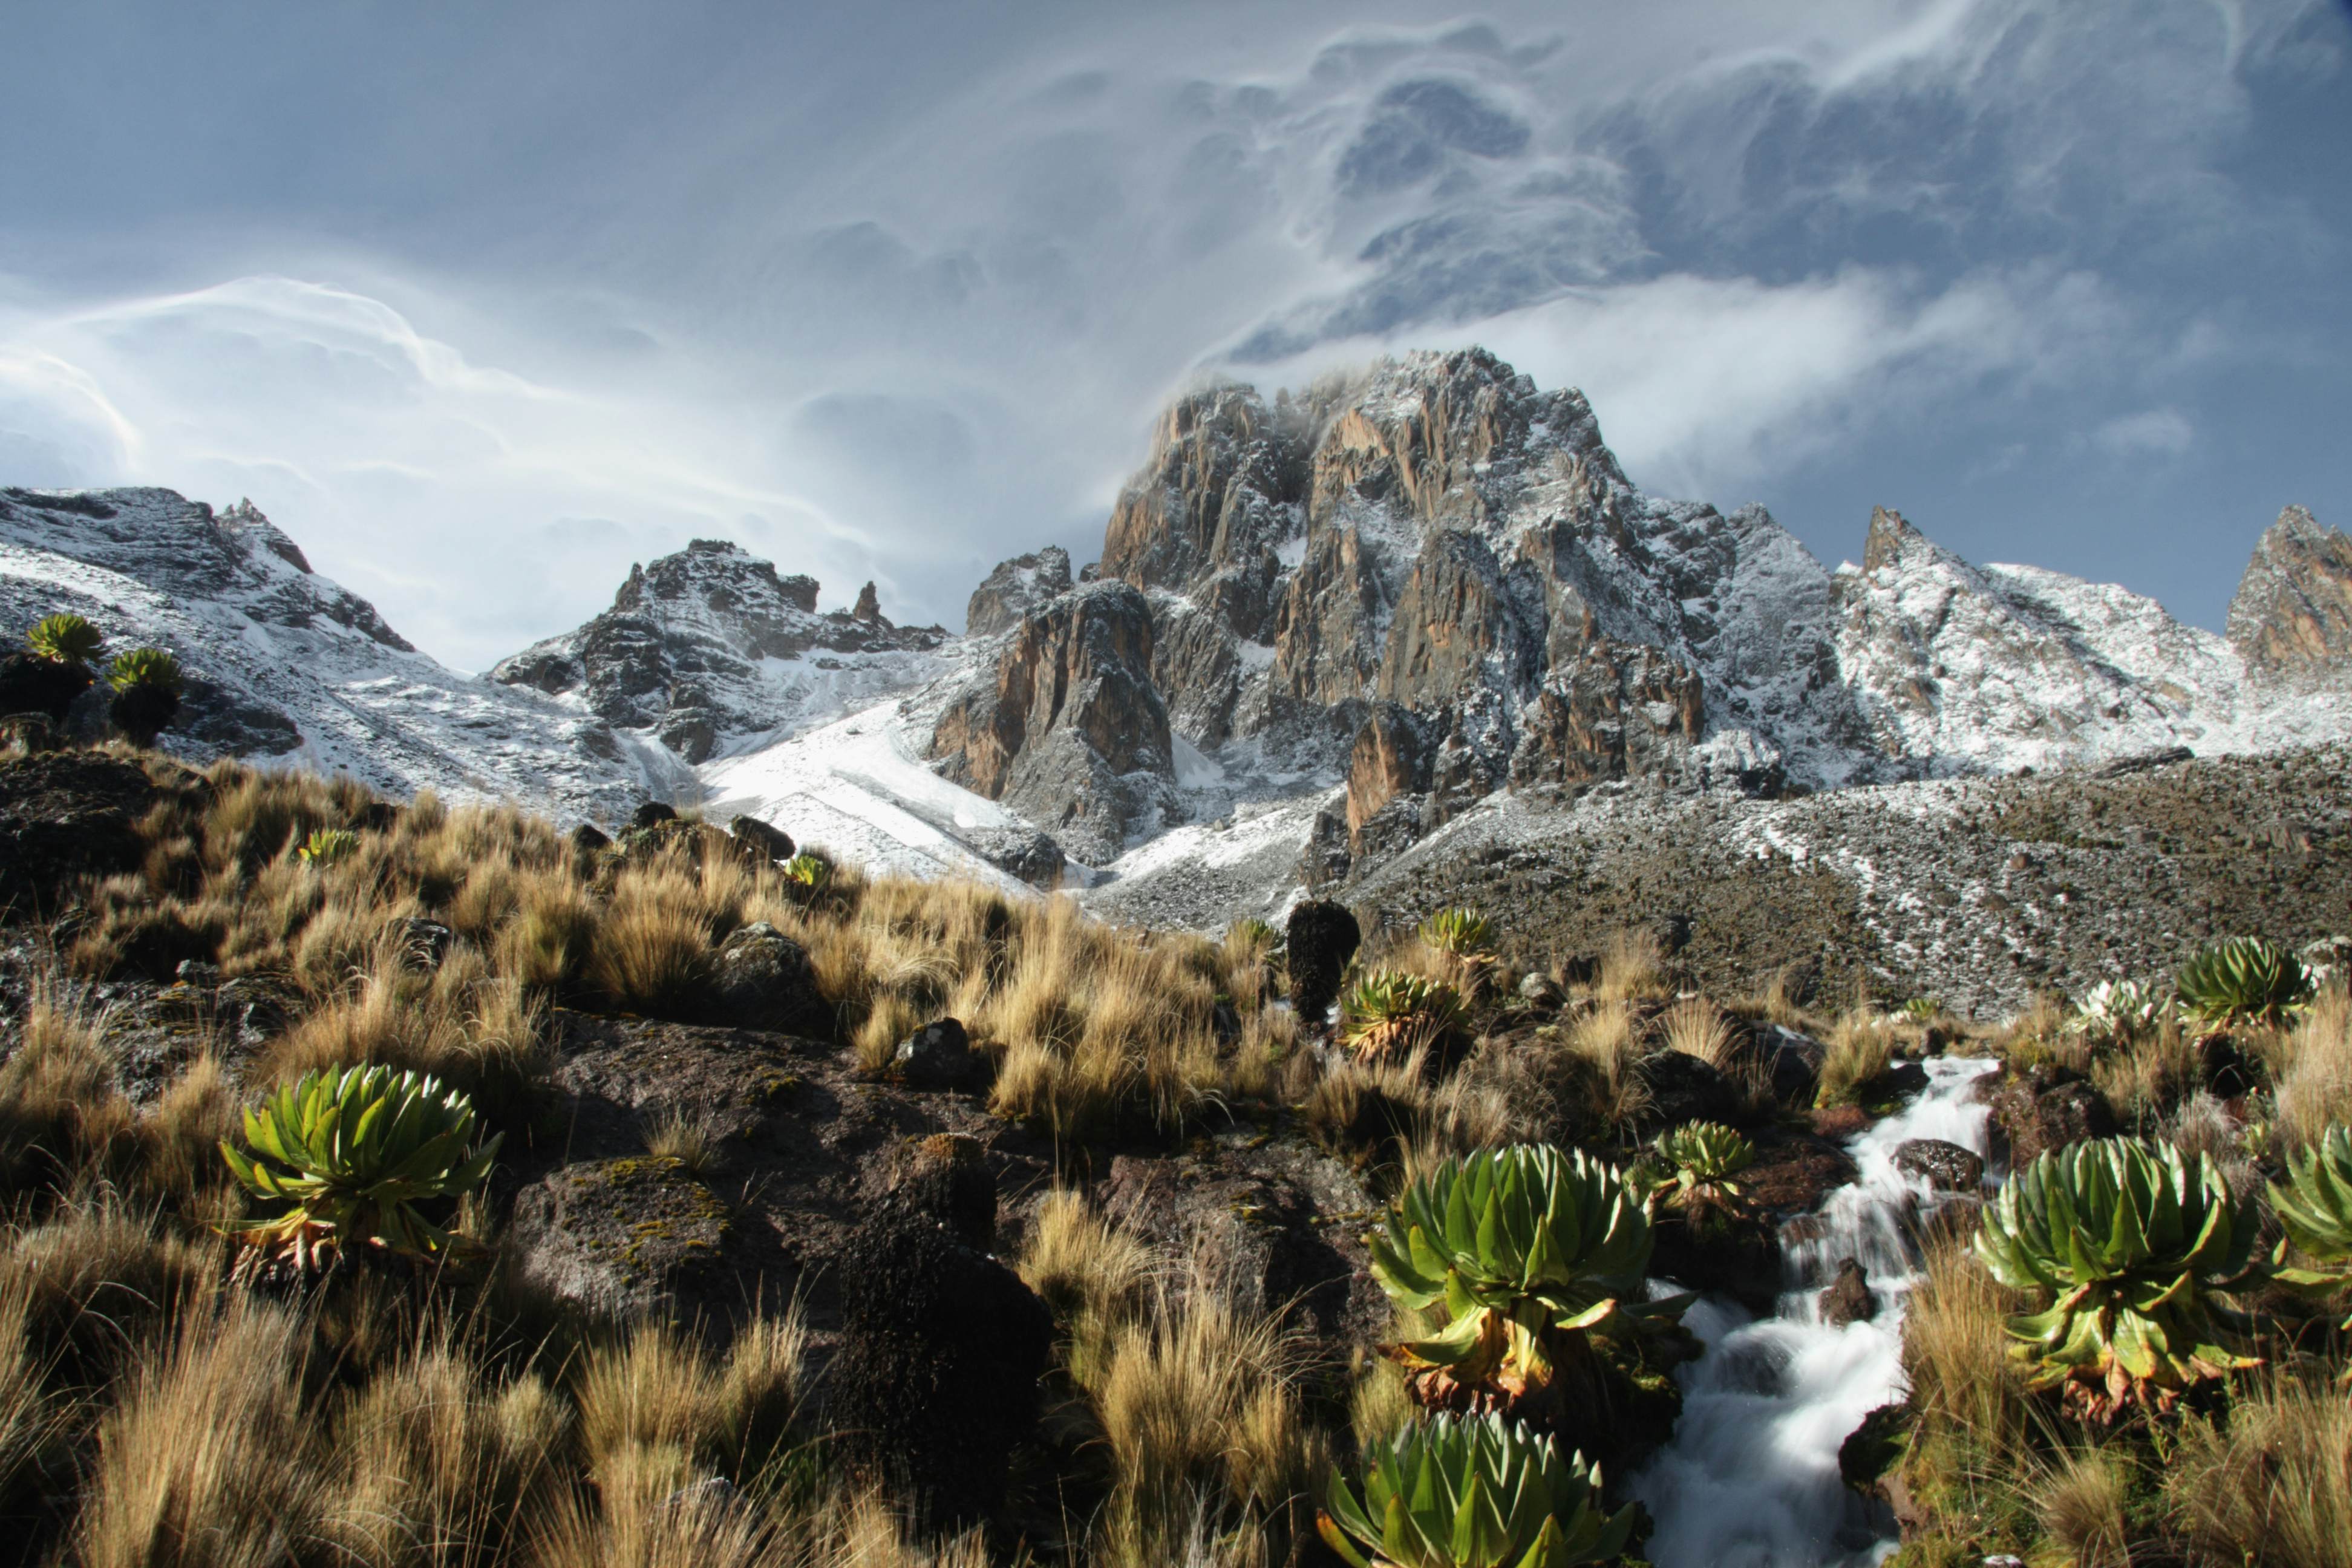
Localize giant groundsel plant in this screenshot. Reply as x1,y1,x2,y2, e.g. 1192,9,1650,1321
1975,1135,2258,1419
1370,1144,1684,1409
1319,1411,1633,1568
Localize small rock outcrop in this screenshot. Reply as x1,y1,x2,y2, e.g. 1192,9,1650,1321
1285,899,1361,1025
927,581,1175,863
1820,1256,1877,1325
1984,1066,2119,1165
1893,1138,1985,1193
710,923,830,1037
2227,505,2352,682
0,749,158,913
728,814,795,865
828,1138,1053,1530
965,546,1074,638
892,1018,979,1090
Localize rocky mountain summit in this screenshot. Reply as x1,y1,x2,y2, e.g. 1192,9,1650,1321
1084,349,2352,881
489,538,949,763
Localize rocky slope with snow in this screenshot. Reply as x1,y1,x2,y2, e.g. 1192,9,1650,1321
0,486,667,821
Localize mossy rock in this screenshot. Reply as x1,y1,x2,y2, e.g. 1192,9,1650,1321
508,1154,734,1319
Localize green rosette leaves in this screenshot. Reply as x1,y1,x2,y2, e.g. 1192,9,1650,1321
1319,1411,1633,1568
1370,1145,1684,1404
1975,1135,2259,1419
2270,1124,2352,1339
220,1063,500,1274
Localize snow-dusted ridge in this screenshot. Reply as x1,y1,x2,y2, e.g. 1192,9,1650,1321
0,486,679,822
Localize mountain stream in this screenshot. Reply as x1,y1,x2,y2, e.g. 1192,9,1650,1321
1630,1056,1999,1567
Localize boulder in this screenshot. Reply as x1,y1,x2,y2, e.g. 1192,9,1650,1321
728,814,795,865
1893,1138,1984,1193
509,1154,739,1321
1982,1065,2118,1165
965,824,1065,889
632,800,678,829
1639,1049,1742,1130
569,822,612,854
828,1161,1051,1530
1757,1024,1827,1106
892,1018,979,1091
1097,1150,1385,1345
1516,972,1565,1011
0,713,60,753
710,922,830,1037
1820,1257,1877,1326
1284,899,1361,1025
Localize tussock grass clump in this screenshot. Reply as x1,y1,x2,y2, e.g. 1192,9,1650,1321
1815,1006,1895,1109
2264,981,2352,1153
1086,1289,1324,1567
2169,1367,2352,1568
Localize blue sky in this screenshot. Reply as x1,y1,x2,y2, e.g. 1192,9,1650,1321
0,0,2345,670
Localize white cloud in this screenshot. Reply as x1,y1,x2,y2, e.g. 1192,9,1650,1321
2089,407,2195,458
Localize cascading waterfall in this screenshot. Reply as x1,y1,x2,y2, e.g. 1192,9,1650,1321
1630,1056,1999,1568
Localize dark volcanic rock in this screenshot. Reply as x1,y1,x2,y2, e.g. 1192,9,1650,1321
964,824,1065,888
1097,1145,1385,1345
632,801,677,828
710,922,829,1037
1757,1025,1828,1106
0,750,158,914
1984,1065,2118,1165
892,1018,978,1090
1285,898,1361,1025
1820,1257,1877,1325
829,1160,1052,1530
1893,1138,1985,1193
728,814,795,865
2228,505,2352,682
1639,1048,1743,1130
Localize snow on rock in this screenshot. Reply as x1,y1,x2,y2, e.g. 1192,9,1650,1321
0,486,665,823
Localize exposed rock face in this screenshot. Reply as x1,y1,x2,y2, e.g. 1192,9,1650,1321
1820,1257,1877,1325
927,581,1175,863
2227,505,2352,682
489,539,946,763
965,546,1073,637
1095,351,1814,875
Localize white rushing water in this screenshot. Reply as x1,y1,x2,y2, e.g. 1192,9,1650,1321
1631,1055,1999,1568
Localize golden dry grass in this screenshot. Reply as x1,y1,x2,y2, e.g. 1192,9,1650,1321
2027,1446,2131,1568
1901,1236,2024,1447
1815,1006,1895,1109
2262,981,2352,1153
2168,1366,2352,1568
1086,1287,1323,1568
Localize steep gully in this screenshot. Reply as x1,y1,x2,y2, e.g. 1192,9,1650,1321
1633,1057,1998,1567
